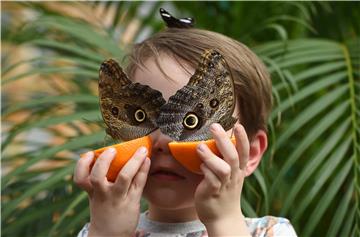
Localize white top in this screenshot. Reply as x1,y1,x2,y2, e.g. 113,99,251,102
77,211,297,237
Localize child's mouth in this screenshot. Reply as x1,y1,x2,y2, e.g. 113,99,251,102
150,169,185,181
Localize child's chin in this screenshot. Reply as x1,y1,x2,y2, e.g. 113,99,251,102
143,186,194,209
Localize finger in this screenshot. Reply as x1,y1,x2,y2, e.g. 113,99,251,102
74,151,94,193
234,124,250,169
113,146,147,196
199,163,222,197
197,143,231,184
90,148,116,191
128,157,151,201
210,123,240,171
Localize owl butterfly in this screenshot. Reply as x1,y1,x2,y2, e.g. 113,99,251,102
157,49,237,141
99,49,236,142
99,59,166,141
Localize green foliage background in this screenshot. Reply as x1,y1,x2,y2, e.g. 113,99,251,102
2,2,360,236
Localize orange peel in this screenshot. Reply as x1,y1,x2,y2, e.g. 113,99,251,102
168,137,236,174
82,135,152,182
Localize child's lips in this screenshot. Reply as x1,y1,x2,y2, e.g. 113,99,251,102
150,167,186,180
151,172,186,181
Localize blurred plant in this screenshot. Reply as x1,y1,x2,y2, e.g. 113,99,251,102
1,2,359,237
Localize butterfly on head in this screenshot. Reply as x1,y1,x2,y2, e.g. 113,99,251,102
159,8,195,28
99,50,237,142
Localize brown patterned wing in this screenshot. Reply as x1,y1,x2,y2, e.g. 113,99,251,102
156,49,237,141
99,59,166,141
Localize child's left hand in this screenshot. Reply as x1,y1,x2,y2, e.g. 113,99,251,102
194,123,250,235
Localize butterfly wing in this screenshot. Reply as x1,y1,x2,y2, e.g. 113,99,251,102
99,59,166,141
160,8,194,28
157,49,237,141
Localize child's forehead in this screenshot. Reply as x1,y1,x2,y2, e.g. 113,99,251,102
132,55,195,101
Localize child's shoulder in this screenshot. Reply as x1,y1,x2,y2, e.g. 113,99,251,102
245,216,297,236
245,215,291,226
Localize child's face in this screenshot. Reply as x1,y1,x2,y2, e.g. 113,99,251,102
132,53,237,212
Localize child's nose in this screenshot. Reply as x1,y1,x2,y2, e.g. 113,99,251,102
150,129,173,154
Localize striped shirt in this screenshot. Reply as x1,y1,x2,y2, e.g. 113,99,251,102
77,211,297,237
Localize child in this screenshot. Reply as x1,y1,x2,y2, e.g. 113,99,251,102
74,12,297,237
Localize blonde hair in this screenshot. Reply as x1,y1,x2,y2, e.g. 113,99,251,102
125,28,272,138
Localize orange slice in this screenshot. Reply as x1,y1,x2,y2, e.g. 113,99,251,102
82,135,152,182
168,137,236,174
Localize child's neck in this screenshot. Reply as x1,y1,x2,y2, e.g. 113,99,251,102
147,204,199,223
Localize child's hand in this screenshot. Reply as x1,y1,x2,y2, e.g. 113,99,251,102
73,147,150,237
194,123,251,236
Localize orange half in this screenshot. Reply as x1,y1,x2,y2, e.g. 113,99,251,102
82,135,152,182
168,137,236,174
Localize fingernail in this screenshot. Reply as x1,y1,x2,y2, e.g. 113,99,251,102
235,125,242,134
198,143,206,152
138,146,147,154
211,123,221,131
81,151,93,159
107,148,116,153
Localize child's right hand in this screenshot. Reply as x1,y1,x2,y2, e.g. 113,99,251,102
73,147,150,237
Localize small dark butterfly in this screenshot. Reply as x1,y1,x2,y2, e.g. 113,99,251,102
160,8,194,28
99,50,236,142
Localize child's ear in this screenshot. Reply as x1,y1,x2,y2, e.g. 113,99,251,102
245,129,268,176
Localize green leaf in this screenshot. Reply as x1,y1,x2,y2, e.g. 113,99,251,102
50,192,88,235
271,71,346,119
281,134,351,215
2,131,105,185
2,67,97,85
266,15,317,34
29,39,105,62
241,197,257,218
275,85,347,148
292,61,345,83
326,184,354,236
32,16,123,57
253,170,269,213
339,207,356,237
265,23,288,41
254,39,337,57
2,110,101,150
292,140,352,221
301,158,353,236
270,102,349,196
3,94,98,116
2,195,71,235
2,164,75,219
2,55,100,77
57,207,89,237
